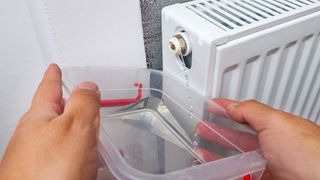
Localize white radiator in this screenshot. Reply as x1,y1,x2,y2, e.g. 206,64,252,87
162,0,320,123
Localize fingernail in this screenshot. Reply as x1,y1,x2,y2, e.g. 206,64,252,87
46,63,61,74
78,82,99,93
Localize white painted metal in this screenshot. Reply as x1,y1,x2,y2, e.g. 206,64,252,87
162,0,320,123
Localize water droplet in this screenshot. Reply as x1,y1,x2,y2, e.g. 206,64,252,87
192,159,201,166
180,56,194,122
193,141,198,146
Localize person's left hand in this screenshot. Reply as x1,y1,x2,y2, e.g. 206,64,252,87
0,64,101,180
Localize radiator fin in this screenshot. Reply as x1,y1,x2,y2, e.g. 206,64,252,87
186,0,319,30
256,48,281,103
301,33,320,119
240,56,263,100
219,32,320,122
221,65,241,99
281,35,314,112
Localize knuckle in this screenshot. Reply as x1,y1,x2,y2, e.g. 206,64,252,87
17,113,30,129
43,102,62,114
241,99,259,107
72,89,99,102
67,93,99,113
60,113,75,125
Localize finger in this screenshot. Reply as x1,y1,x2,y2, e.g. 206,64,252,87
97,167,117,180
60,98,65,113
31,64,63,115
212,98,239,109
208,100,230,118
63,82,100,124
196,121,259,152
195,147,223,162
118,149,124,157
261,167,274,180
214,99,287,133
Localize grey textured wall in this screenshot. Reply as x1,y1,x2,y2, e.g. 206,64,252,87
140,0,191,70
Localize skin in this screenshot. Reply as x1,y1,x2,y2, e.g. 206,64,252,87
1,64,320,179
196,99,320,180
0,64,101,180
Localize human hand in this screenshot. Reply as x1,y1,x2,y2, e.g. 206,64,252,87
0,64,101,180
196,99,320,180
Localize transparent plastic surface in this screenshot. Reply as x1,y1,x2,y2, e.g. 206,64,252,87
62,66,266,180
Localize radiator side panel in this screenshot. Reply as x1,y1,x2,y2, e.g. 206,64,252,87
213,11,320,123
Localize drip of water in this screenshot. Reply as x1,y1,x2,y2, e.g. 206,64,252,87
192,141,199,146
179,55,197,143
192,159,202,166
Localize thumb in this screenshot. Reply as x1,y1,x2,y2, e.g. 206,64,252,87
64,82,101,124
213,99,288,133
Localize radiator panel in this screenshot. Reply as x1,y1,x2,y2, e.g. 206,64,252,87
186,0,320,31
212,9,320,123
214,32,320,122
162,0,320,124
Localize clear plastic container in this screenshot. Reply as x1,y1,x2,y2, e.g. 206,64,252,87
62,66,266,180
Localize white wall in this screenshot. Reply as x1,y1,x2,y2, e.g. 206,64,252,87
0,0,45,158
0,0,147,159
26,0,147,68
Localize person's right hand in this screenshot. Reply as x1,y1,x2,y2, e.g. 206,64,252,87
197,99,320,180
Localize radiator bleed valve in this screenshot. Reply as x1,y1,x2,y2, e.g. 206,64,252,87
169,32,192,56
